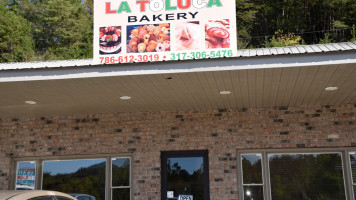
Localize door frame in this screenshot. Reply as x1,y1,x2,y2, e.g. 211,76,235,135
161,150,210,200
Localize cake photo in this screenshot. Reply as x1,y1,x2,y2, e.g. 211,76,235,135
99,26,122,55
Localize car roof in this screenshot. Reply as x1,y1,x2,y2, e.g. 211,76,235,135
0,190,77,200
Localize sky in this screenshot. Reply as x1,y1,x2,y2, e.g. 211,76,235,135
168,157,203,175
43,159,106,175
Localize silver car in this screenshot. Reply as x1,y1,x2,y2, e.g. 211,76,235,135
0,190,77,200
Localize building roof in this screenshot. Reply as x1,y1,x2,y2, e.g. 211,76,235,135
0,42,355,118
0,42,355,71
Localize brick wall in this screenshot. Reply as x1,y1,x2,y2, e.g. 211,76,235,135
0,104,355,199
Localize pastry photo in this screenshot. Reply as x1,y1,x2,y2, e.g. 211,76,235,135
205,19,230,49
175,21,200,51
127,24,171,53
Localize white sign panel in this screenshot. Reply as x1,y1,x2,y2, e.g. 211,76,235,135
178,194,193,200
94,0,237,64
16,169,35,190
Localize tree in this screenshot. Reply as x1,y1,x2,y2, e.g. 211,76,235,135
0,1,34,62
36,0,93,60
235,0,259,48
6,0,93,61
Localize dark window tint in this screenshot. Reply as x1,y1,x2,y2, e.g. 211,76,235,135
242,154,263,184
243,186,263,200
112,188,130,200
42,159,106,200
112,158,130,187
269,153,345,200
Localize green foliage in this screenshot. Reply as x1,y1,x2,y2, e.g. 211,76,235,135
0,0,355,62
333,20,349,29
38,0,92,59
2,0,93,62
269,154,345,200
236,0,259,49
0,1,34,62
43,164,106,200
320,33,334,44
238,0,356,48
264,30,302,47
351,25,356,42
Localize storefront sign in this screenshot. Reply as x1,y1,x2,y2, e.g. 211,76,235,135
178,194,193,200
93,0,237,64
16,169,35,187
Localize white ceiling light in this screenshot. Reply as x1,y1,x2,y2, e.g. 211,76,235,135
25,101,37,105
120,96,132,100
220,91,231,95
325,86,338,91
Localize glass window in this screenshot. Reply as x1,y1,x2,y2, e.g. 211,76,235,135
42,159,106,200
112,188,130,200
241,154,263,200
161,151,209,200
111,157,131,200
269,153,345,200
243,186,263,200
350,152,356,199
239,151,354,200
16,161,36,190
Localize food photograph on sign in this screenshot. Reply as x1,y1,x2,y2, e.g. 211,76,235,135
205,19,230,49
99,26,122,55
127,24,171,53
94,0,237,64
175,21,201,51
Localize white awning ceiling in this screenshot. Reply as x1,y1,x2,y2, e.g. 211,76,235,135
0,43,355,118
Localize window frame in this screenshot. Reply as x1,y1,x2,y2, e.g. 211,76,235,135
11,154,132,200
110,157,132,200
348,151,356,199
240,153,265,199
237,148,356,200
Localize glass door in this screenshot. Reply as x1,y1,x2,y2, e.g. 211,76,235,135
161,151,209,200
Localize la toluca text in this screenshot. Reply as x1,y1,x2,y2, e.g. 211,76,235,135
105,0,223,23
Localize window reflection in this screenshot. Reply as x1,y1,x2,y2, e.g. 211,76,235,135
269,153,345,200
167,157,204,200
243,186,263,200
111,157,131,200
242,154,262,184
42,159,106,200
112,158,130,187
